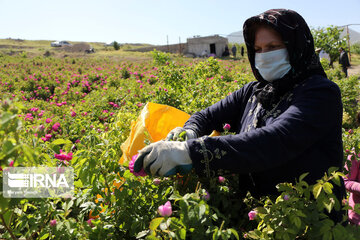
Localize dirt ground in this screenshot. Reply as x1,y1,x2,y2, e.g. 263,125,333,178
348,65,360,76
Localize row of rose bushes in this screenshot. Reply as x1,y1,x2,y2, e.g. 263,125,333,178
0,51,360,239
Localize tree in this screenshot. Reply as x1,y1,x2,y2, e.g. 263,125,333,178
113,41,120,50
311,26,348,67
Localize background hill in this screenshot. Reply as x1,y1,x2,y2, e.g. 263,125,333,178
227,28,360,44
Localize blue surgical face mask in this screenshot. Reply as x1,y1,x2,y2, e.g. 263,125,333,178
255,48,292,82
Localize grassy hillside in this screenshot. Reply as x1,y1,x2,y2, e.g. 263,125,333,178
0,38,154,60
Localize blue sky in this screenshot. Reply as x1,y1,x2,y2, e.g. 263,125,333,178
0,0,359,45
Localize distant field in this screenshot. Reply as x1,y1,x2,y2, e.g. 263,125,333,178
0,38,156,61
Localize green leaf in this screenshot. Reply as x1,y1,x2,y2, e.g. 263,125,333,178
246,231,260,239
293,216,301,229
212,228,219,240
74,180,83,188
38,233,49,240
0,112,15,126
0,194,10,211
323,182,333,194
299,172,309,182
322,231,332,240
51,139,70,145
296,210,307,218
198,204,206,219
149,217,164,231
323,198,335,213
313,183,323,199
145,235,158,240
331,173,341,186
332,225,346,240
327,167,338,175
21,144,35,164
136,230,150,239
179,228,186,240
229,228,239,240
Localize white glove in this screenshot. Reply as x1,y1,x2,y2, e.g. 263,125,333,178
134,141,192,176
165,127,197,141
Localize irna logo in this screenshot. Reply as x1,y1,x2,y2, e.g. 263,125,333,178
3,167,74,198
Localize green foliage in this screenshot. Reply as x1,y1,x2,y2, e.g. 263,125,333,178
333,76,360,128
0,53,359,239
312,26,348,65
351,43,360,55
245,170,360,240
151,49,171,65
320,58,331,71
113,41,120,51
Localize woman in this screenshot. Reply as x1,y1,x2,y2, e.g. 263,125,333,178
134,9,345,219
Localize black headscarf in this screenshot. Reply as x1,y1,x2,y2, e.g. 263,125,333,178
243,9,326,109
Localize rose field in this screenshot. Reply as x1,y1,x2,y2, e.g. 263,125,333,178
1,49,360,240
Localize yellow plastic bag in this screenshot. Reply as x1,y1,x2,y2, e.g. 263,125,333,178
120,102,190,165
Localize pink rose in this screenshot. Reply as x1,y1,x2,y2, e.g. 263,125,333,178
50,219,57,227
52,122,61,132
202,190,210,201
248,210,257,220
9,160,14,167
218,176,225,183
54,150,73,161
46,118,52,123
71,111,76,117
87,218,94,227
223,123,231,131
153,178,161,185
128,154,147,177
158,201,172,217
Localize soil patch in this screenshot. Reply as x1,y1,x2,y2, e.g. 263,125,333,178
348,65,360,76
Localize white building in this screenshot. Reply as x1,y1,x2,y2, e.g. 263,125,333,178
185,35,229,57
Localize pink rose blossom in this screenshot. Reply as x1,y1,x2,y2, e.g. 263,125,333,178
87,218,94,227
129,154,147,177
158,201,172,217
153,178,161,185
223,123,231,131
50,219,57,227
218,176,225,183
71,111,76,117
46,118,52,123
248,210,257,220
42,134,52,142
54,150,73,161
9,160,14,167
202,190,210,201
52,122,61,132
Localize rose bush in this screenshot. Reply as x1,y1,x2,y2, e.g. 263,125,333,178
0,52,359,239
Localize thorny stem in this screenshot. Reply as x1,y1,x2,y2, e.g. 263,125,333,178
219,220,225,232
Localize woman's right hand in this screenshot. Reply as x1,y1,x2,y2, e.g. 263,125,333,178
165,127,197,141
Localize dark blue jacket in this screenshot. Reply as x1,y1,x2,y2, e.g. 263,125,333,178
184,75,344,198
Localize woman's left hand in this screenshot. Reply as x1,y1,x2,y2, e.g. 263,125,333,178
134,141,192,176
